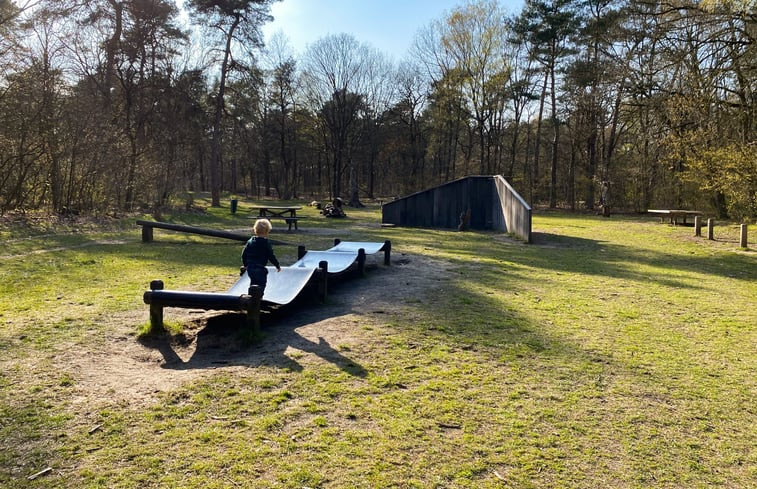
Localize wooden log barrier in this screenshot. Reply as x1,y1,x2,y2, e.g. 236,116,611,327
145,290,246,310
136,220,249,243
144,285,260,335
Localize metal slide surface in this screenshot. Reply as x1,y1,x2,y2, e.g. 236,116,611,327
227,266,317,305
327,241,386,254
181,242,386,307
291,250,358,274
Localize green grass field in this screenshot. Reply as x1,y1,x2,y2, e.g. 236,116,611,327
1,200,754,488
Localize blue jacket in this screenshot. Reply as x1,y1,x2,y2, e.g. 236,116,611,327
241,236,280,269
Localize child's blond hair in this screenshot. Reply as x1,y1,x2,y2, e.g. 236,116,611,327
253,219,272,236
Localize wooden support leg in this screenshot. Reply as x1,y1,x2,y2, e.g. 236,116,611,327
740,224,748,248
142,225,154,242
357,248,366,277
318,260,329,302
148,280,164,333
383,240,391,266
243,285,263,343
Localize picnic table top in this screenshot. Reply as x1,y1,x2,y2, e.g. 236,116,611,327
250,205,302,210
647,209,703,215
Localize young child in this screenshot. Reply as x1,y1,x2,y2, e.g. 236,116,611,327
241,219,281,293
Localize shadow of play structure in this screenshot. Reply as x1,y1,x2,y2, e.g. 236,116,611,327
143,239,391,336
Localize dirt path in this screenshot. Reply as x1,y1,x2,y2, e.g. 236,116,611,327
62,252,452,409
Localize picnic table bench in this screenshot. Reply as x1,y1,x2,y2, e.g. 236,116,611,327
251,205,303,231
647,209,703,225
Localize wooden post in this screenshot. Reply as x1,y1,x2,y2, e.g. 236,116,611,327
707,218,715,240
357,248,366,276
244,285,263,341
141,224,153,243
694,216,702,237
148,280,164,332
740,224,748,248
383,240,391,266
318,260,328,302
297,245,306,260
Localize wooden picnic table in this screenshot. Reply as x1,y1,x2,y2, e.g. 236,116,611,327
251,205,303,231
647,209,703,225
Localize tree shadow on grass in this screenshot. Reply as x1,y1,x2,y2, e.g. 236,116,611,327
455,228,754,290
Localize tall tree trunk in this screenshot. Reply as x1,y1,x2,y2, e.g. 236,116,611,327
586,127,597,211
209,13,241,207
349,157,362,207
534,70,548,202
569,137,576,211
104,0,123,102
549,52,559,209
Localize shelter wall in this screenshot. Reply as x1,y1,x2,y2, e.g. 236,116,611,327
492,175,532,243
382,175,531,243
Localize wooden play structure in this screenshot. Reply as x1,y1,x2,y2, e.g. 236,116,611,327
381,175,532,243
143,240,391,337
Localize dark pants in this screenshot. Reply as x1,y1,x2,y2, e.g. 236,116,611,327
247,266,268,292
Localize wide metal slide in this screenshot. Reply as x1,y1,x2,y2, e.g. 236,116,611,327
143,240,391,333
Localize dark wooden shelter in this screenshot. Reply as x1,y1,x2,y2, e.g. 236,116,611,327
382,175,532,243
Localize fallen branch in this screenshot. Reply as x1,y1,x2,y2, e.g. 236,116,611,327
27,467,53,480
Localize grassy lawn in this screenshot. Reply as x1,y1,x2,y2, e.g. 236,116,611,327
1,198,755,488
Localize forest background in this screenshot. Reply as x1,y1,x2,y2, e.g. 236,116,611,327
0,0,755,220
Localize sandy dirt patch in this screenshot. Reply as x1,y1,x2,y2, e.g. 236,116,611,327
62,252,453,409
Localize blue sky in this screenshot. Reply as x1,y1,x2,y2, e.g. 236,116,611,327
261,0,525,60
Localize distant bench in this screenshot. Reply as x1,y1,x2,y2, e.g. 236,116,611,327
250,205,303,231
647,209,703,225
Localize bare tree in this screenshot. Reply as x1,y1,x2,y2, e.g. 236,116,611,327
385,61,428,194
440,0,510,175
301,33,393,205
514,0,581,207
261,32,299,199
411,19,467,182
